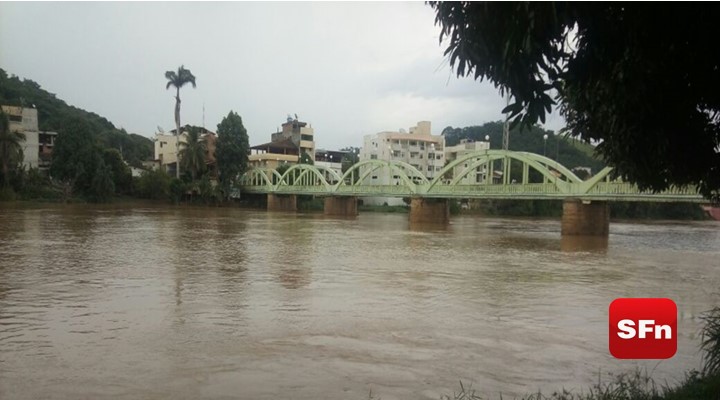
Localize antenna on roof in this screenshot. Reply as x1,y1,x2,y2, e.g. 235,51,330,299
294,113,298,120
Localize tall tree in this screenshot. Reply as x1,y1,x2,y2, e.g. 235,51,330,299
102,148,132,194
178,126,206,181
215,111,249,197
430,3,720,201
0,108,26,188
90,160,115,203
165,65,197,179
299,152,314,165
340,147,360,184
49,117,98,200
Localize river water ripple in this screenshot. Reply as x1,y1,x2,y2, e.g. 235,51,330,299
0,204,718,399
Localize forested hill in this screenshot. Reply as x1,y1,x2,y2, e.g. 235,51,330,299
0,68,152,166
442,122,606,175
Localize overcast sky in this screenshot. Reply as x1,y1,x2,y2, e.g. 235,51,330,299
0,2,564,150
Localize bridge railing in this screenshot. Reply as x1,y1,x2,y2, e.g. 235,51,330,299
426,183,560,195
588,182,700,196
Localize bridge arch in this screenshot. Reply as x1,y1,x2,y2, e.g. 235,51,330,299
240,168,275,188
428,150,581,193
277,164,333,189
337,159,425,191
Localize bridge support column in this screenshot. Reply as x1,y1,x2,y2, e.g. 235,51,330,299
267,194,297,212
324,196,358,217
409,197,449,224
561,199,609,236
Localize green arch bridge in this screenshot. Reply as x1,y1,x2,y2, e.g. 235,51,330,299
239,150,708,236
240,150,703,203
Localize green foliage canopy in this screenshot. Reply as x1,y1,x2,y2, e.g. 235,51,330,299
299,152,314,165
0,108,26,187
215,111,249,195
49,117,98,192
178,126,206,181
441,121,605,173
430,3,720,200
136,169,171,200
102,148,132,194
340,147,360,183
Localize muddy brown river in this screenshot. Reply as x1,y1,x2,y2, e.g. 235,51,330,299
0,204,718,399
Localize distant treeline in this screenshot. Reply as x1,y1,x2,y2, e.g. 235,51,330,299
442,121,606,175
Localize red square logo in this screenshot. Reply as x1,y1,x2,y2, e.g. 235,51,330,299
609,298,677,359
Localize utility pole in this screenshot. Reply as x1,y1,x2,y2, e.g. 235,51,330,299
502,95,510,184
502,96,510,151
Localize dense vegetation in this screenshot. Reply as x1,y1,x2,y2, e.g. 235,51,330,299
0,67,251,205
430,3,720,201
442,121,606,174
0,68,152,166
216,111,250,196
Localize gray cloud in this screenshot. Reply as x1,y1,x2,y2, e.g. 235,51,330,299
0,2,565,150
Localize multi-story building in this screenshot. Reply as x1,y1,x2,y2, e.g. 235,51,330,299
1,105,57,171
154,126,217,177
359,121,445,206
249,115,316,169
444,138,491,184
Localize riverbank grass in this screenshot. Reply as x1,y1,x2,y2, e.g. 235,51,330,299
439,370,720,400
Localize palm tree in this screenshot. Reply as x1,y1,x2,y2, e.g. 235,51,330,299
0,109,26,188
165,65,197,178
178,127,206,181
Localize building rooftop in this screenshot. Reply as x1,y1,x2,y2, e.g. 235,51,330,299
250,137,299,152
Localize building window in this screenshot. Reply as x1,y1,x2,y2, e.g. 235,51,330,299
372,175,378,179
370,154,377,159
409,141,416,146
427,165,433,171
8,115,22,122
301,134,313,141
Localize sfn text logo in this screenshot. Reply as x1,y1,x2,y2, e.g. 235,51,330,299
609,298,677,359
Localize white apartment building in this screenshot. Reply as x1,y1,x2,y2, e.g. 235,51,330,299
444,138,491,184
1,105,58,171
359,121,445,206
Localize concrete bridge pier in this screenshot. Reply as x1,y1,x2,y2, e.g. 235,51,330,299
324,196,358,217
561,199,609,236
267,194,297,212
409,197,449,224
